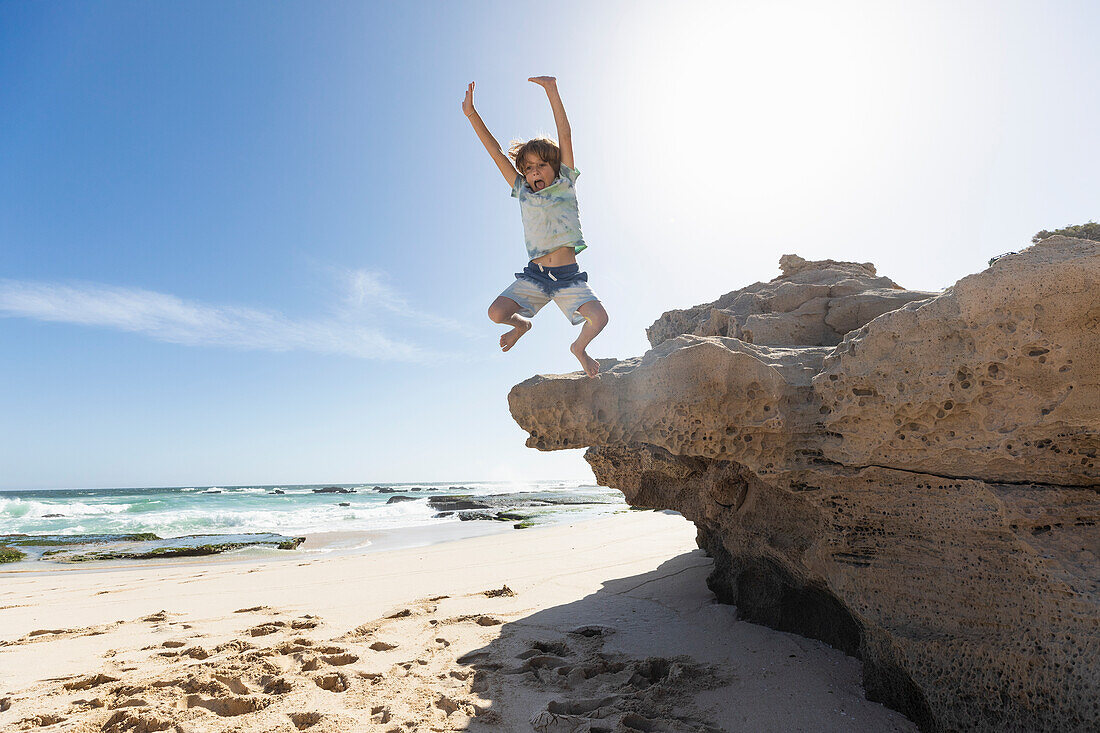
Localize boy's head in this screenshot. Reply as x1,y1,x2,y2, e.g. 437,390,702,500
508,137,561,192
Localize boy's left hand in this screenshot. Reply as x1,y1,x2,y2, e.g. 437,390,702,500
528,76,557,89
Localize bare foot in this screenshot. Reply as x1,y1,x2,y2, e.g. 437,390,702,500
570,342,600,378
500,319,531,352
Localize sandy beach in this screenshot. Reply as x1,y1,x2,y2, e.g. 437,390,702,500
0,511,916,732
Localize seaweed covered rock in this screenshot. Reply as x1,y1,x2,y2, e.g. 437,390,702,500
508,236,1100,732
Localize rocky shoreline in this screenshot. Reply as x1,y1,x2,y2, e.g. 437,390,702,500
0,532,305,564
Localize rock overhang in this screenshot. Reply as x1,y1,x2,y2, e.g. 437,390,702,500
508,237,1100,732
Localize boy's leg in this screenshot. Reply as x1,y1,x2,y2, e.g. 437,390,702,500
488,296,532,352
570,300,608,378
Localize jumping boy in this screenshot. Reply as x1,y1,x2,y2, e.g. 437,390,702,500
463,76,608,378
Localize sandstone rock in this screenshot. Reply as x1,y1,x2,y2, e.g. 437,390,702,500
645,254,935,348
816,236,1098,485
509,238,1100,732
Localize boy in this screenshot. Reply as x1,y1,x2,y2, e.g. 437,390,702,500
463,76,608,378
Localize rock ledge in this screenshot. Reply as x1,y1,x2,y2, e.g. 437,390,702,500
509,237,1100,732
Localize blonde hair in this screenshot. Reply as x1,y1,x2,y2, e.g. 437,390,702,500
508,137,561,177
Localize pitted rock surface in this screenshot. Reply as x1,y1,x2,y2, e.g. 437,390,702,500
508,237,1100,733
816,237,1098,485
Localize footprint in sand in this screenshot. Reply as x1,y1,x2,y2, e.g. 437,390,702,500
288,711,323,729
247,622,286,637
211,674,251,695
184,693,270,717
63,674,120,691
71,697,105,710
483,585,516,598
497,631,727,733
272,640,311,656
101,710,172,733
262,677,293,695
320,653,358,666
313,672,348,692
291,616,320,630
177,646,209,660
107,697,150,709
212,639,255,654
439,613,504,627
15,713,67,728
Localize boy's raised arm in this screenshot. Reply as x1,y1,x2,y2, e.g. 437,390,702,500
463,82,519,186
528,76,573,169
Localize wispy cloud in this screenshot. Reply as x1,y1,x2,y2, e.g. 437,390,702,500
338,269,477,335
0,275,441,361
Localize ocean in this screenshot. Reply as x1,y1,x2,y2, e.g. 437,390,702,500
0,480,628,564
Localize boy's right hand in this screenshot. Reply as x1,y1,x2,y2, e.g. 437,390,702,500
462,82,476,117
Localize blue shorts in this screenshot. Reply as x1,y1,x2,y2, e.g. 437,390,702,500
499,262,600,326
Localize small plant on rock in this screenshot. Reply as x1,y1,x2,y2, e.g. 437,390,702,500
1032,221,1100,244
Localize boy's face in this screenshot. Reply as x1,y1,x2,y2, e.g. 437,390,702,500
521,153,556,192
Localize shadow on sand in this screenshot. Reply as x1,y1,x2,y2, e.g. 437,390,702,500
455,549,917,733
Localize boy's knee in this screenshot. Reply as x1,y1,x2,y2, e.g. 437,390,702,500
583,304,608,328
488,301,513,323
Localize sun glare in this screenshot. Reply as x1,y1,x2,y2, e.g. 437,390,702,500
596,1,957,269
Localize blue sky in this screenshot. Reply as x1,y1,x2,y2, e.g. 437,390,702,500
2,1,1097,489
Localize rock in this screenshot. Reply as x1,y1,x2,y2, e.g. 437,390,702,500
386,496,416,504
374,486,399,493
429,496,492,512
457,511,496,521
337,502,351,507
312,487,355,494
645,254,935,348
427,492,611,514
815,237,1098,485
42,513,65,518
508,239,1100,732
12,533,305,562
269,490,285,495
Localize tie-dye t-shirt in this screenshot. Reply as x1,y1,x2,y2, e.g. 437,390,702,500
511,163,587,260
